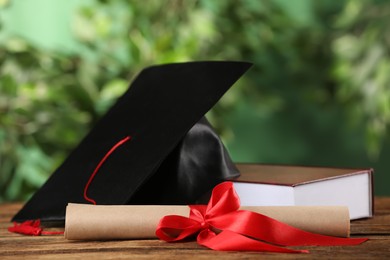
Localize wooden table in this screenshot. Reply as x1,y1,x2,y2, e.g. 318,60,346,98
1,199,390,259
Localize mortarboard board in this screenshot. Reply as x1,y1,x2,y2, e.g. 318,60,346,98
12,61,252,223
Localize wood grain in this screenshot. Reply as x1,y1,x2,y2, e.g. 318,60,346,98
1,199,390,259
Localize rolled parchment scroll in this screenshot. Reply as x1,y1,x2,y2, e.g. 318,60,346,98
64,203,350,240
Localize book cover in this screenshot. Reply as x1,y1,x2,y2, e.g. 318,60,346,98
232,164,374,220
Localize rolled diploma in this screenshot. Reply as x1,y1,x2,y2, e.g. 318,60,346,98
64,203,350,240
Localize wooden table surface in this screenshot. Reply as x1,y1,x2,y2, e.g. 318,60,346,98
1,199,390,259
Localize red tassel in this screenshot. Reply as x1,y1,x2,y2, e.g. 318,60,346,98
9,136,132,236
84,135,132,205
8,220,64,236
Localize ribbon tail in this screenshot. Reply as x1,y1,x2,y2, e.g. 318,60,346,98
210,211,367,246
197,229,308,253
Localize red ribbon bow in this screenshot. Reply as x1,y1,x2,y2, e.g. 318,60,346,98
156,181,367,253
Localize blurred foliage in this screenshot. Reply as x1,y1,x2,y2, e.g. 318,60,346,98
1,0,390,201
332,1,390,157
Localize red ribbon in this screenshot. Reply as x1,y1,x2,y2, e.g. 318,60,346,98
156,182,367,253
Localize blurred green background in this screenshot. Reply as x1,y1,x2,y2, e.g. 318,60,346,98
1,0,390,202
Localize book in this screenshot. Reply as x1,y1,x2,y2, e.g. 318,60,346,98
233,164,374,220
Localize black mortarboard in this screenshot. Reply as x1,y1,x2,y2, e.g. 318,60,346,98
12,61,252,223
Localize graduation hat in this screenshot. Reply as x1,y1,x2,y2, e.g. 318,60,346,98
12,61,252,223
